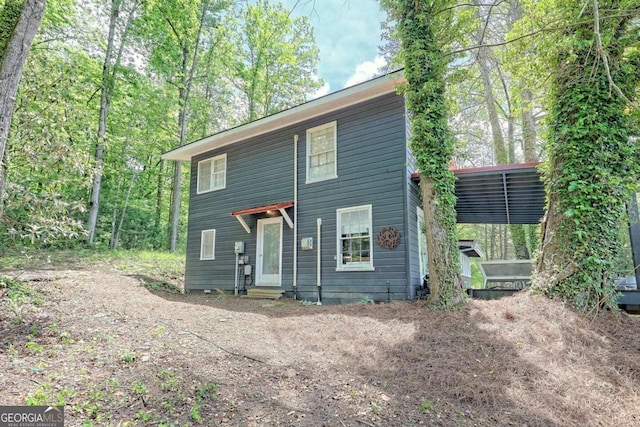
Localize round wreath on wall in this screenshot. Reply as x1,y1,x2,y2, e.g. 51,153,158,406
377,226,400,250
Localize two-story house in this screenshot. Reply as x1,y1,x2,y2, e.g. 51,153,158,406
162,70,436,303
162,69,584,303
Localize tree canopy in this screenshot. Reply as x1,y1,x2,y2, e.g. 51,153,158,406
1,0,639,313
0,0,321,252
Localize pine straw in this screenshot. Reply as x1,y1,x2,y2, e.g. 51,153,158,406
373,293,640,426
1,270,639,426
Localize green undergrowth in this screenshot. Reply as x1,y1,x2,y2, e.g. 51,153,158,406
0,248,185,280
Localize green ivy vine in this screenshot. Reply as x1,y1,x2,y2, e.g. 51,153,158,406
0,0,25,64
383,0,464,309
540,1,640,311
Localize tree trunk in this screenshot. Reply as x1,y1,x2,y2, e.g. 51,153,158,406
111,171,136,250
0,161,6,216
422,179,466,307
168,45,188,251
477,51,508,165
533,162,578,293
87,0,119,244
483,224,488,259
87,0,138,244
155,158,164,247
109,172,124,248
0,0,45,216
475,8,530,260
521,89,537,162
168,159,182,251
167,2,209,251
521,88,539,255
533,1,639,311
387,0,464,308
508,112,530,259
511,226,529,258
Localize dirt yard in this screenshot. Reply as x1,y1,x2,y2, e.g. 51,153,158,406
2,268,640,426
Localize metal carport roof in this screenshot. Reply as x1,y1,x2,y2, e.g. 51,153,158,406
412,162,545,225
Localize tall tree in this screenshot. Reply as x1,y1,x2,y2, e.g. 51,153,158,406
225,0,321,122
473,0,532,260
86,0,140,244
473,4,508,166
532,0,640,310
382,0,466,308
140,0,229,251
510,0,540,256
0,0,46,215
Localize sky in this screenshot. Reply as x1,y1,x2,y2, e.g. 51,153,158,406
282,0,389,97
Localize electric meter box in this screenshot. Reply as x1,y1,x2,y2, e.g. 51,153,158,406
234,241,245,254
301,237,313,250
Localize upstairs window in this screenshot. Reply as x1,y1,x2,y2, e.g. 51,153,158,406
198,154,227,194
306,121,337,183
337,205,373,270
200,229,216,260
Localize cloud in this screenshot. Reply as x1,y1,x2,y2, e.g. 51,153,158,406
344,56,387,88
283,0,387,91
309,82,331,100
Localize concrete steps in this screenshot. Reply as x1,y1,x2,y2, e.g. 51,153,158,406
246,288,283,300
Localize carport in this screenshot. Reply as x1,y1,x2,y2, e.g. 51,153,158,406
412,163,640,303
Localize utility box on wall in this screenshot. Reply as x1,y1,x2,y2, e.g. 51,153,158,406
301,237,313,250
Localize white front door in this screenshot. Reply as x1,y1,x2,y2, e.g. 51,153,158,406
256,217,283,286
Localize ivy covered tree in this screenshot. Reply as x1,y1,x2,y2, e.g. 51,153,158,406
530,0,640,311
381,0,466,308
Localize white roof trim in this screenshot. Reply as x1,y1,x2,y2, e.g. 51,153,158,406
162,70,405,161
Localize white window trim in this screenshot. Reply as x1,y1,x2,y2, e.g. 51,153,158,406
336,266,376,272
200,229,216,260
306,121,337,184
197,153,227,194
336,204,374,271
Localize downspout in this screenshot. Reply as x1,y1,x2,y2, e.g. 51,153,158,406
234,252,239,296
316,218,322,305
293,134,299,299
403,164,413,300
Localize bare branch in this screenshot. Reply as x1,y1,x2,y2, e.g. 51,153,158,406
591,0,637,108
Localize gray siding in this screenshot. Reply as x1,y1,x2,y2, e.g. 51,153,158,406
184,92,411,303
405,111,423,299
185,126,295,291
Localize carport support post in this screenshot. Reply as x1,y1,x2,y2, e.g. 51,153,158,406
629,192,640,287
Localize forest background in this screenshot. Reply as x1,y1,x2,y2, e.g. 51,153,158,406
0,0,637,282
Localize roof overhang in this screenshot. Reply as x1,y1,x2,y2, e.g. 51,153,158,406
412,162,545,225
162,70,405,161
459,240,483,258
231,201,294,234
